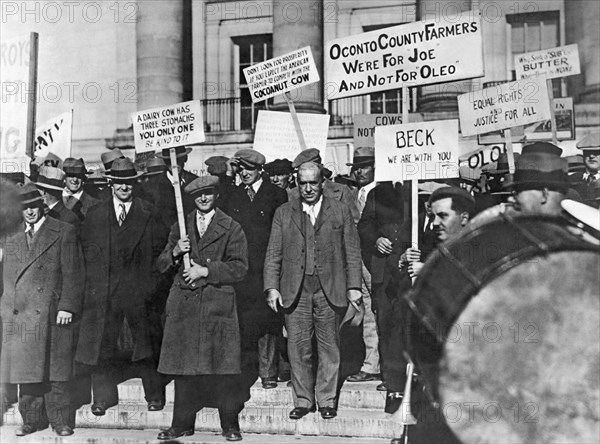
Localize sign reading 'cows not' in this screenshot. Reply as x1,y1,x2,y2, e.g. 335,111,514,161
353,113,423,148
374,120,460,182
515,44,580,80
244,46,320,103
325,11,483,100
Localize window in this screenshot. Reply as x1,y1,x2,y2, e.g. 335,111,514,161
507,11,561,96
233,34,273,130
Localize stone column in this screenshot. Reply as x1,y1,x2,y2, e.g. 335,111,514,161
417,0,475,117
136,0,185,110
565,0,600,104
271,0,325,114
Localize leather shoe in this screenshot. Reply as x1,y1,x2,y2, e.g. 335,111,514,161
53,425,74,436
157,427,194,440
91,402,108,416
346,371,381,382
277,372,291,382
390,439,403,444
289,406,316,420
376,382,388,391
319,407,337,420
148,400,165,411
15,424,37,436
261,377,277,389
223,429,243,441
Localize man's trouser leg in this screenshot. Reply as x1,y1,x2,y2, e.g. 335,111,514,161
360,263,380,375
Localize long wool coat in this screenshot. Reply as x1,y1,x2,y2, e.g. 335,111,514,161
157,208,248,375
0,217,84,383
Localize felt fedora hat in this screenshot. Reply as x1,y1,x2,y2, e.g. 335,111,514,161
19,182,44,206
503,143,569,190
103,157,143,180
35,166,66,191
156,146,192,160
346,147,375,167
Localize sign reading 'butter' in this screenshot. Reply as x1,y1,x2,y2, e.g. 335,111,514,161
515,44,580,80
325,11,483,100
374,120,460,182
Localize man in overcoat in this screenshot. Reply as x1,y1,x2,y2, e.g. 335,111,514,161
75,158,167,415
156,176,248,441
62,157,99,221
264,162,363,420
34,166,80,226
1,183,84,437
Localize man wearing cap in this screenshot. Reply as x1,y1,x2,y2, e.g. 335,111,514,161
75,158,167,416
264,161,362,420
156,176,248,441
290,148,359,222
62,157,100,221
221,148,288,392
505,142,570,216
571,132,600,202
35,166,80,226
1,184,84,437
205,156,237,209
264,158,295,195
345,147,381,384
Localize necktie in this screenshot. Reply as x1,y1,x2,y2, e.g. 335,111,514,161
26,223,35,246
198,215,207,238
357,188,367,215
64,194,76,210
306,205,316,225
246,185,256,202
587,174,597,184
118,204,127,226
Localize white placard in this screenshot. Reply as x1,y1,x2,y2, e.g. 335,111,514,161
244,46,320,103
515,44,580,80
33,111,73,161
457,77,552,137
374,120,460,182
353,113,424,148
132,100,205,153
325,11,483,100
253,110,330,162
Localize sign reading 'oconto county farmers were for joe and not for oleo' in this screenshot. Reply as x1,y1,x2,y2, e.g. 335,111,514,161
374,120,460,182
132,100,205,153
244,46,320,103
325,11,483,100
457,77,552,137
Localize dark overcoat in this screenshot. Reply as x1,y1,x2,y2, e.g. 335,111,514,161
157,209,248,375
65,190,100,220
75,197,166,365
0,217,84,383
47,200,81,226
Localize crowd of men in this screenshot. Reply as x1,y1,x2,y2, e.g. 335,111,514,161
0,131,599,443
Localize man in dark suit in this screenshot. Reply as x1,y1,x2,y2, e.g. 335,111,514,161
34,166,80,226
75,158,167,416
571,132,600,202
221,149,288,392
62,158,100,221
264,161,362,420
1,184,84,437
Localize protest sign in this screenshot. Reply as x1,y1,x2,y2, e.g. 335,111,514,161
374,120,460,182
515,44,580,80
34,111,73,161
243,46,320,103
457,77,551,137
325,11,483,100
253,110,330,162
132,100,205,153
353,113,423,148
1,32,38,169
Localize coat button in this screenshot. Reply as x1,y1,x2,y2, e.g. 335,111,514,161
37,265,43,269
37,287,43,293
36,309,41,314
191,283,196,288
13,309,18,315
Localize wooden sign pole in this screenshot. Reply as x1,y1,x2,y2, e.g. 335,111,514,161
169,147,191,270
504,128,516,174
284,92,307,151
402,86,419,257
546,78,558,144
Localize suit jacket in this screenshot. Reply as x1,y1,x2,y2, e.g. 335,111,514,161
0,217,84,383
289,179,360,223
358,182,407,284
75,197,166,365
64,190,100,220
157,209,248,375
264,196,362,308
47,200,80,226
570,171,597,202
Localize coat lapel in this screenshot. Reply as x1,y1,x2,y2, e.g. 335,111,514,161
290,198,304,237
119,198,151,250
17,217,60,281
314,197,331,232
197,209,228,249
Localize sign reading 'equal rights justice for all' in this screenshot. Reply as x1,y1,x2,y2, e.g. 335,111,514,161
325,11,483,100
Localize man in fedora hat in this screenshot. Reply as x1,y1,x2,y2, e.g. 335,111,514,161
62,157,99,220
100,149,125,172
345,147,381,385
220,149,288,393
505,142,570,216
35,166,80,226
75,158,167,416
156,176,248,441
1,183,84,437
571,132,600,202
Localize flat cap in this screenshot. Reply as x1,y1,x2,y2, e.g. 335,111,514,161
292,148,321,168
233,149,265,168
184,175,220,196
265,158,293,175
35,166,66,191
19,182,44,206
205,156,229,175
346,147,375,167
429,186,475,205
576,132,600,151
